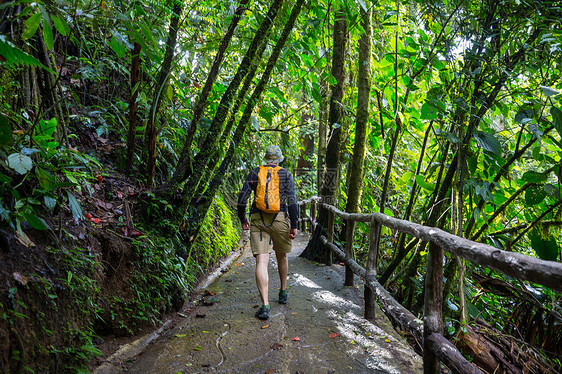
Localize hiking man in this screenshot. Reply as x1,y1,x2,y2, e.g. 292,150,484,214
237,145,299,320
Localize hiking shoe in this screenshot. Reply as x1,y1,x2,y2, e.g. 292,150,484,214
255,305,270,320
278,290,289,304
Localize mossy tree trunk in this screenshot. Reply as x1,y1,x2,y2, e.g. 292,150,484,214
301,5,348,262
177,0,306,249
144,0,183,186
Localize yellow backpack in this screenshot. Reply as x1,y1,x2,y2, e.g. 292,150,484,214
255,165,281,213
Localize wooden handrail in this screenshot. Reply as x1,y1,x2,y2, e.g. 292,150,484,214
296,196,562,374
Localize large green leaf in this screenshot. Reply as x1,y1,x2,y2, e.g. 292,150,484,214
474,131,502,155
51,14,70,36
540,86,559,97
0,113,11,145
110,35,126,59
67,191,83,224
525,184,546,206
551,106,562,138
521,170,548,183
7,153,33,175
415,175,435,191
22,13,42,40
529,230,559,261
23,212,48,230
0,35,52,72
35,167,55,191
514,109,534,124
43,21,54,51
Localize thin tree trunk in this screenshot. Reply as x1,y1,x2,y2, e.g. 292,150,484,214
345,3,371,287
301,5,348,262
145,0,183,185
173,0,284,222
126,41,141,172
167,0,251,191
317,81,328,195
178,0,306,247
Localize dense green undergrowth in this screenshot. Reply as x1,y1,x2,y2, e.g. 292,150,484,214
0,194,239,373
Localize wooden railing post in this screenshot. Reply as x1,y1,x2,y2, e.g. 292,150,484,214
364,219,378,321
325,208,334,266
310,200,316,234
344,219,356,286
423,241,444,374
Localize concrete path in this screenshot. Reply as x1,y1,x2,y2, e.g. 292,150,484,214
123,235,423,374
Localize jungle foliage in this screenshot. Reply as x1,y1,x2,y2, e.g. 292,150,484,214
0,0,561,372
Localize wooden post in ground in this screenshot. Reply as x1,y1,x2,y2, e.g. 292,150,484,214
325,210,335,266
344,219,356,286
364,219,378,320
423,241,444,373
310,200,317,233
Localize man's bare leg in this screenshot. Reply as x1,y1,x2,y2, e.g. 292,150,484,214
255,253,270,305
275,251,288,290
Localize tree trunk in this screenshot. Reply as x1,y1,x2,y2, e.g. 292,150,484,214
345,3,371,287
166,0,251,192
177,0,306,247
126,42,141,172
301,5,347,262
145,0,183,185
174,0,284,221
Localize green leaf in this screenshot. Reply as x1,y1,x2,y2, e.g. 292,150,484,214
529,230,559,261
474,131,502,155
525,184,546,206
0,202,9,222
43,21,54,51
44,196,56,210
514,109,534,124
23,212,48,230
51,14,70,36
0,113,11,145
415,175,435,191
521,171,548,183
38,118,57,138
22,13,42,40
0,35,52,72
420,103,438,120
35,167,55,191
551,106,562,138
110,35,126,59
67,191,83,224
540,86,559,97
7,153,33,174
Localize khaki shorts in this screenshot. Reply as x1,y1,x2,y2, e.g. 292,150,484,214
249,211,292,256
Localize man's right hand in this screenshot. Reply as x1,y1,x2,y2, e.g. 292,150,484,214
242,222,250,231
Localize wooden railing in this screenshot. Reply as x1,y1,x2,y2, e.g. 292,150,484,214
297,197,562,374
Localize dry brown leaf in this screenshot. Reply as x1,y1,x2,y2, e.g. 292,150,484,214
13,272,28,286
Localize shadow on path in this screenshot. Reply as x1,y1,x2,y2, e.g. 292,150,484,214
120,234,422,374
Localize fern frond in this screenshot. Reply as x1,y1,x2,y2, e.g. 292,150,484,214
0,36,54,73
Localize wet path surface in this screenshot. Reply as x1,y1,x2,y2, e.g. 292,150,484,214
123,235,423,374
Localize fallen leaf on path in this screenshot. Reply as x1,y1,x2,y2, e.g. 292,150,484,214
385,339,390,343
329,333,341,339
193,346,202,351
15,231,35,247
292,337,300,341
234,262,244,266
13,272,28,286
339,262,345,266
270,342,283,350
91,218,101,224
178,313,188,318
202,331,210,333
291,312,297,315
265,369,277,373
261,324,270,329
203,290,215,296
85,213,93,219
175,334,187,338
